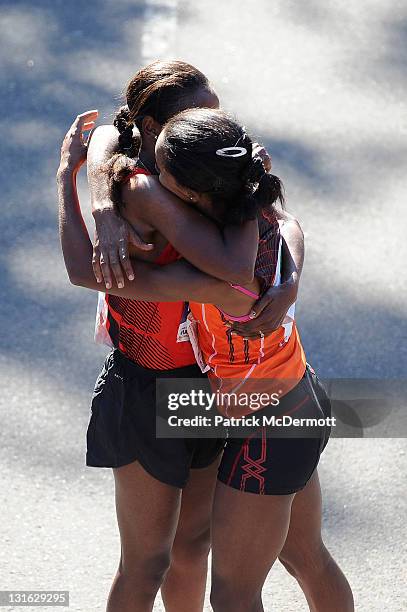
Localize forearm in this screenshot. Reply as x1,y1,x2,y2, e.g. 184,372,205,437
57,166,95,285
229,211,305,336
57,167,224,302
135,185,259,284
87,125,258,283
87,125,121,214
158,212,259,285
278,212,304,285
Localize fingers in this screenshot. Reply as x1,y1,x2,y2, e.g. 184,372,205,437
82,121,96,140
108,249,125,289
63,112,97,146
264,159,272,173
109,243,128,289
59,111,99,172
248,290,274,319
93,246,126,289
252,142,272,172
69,111,98,139
94,244,133,289
231,324,273,339
231,330,259,339
118,237,135,281
128,226,154,251
92,244,103,284
75,110,99,129
92,214,140,288
230,327,266,339
99,250,113,289
232,313,285,337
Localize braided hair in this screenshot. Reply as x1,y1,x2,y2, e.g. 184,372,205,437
113,104,140,158
105,60,213,208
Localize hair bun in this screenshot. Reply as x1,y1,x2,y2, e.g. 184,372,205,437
243,156,265,184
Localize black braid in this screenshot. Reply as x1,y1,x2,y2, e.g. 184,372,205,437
113,105,139,158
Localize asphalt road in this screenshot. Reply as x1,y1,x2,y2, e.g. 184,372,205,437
0,1,406,610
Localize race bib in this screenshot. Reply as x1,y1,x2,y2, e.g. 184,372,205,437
176,302,191,343
94,292,114,348
186,312,210,373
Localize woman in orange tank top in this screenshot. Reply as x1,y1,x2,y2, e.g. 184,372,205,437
59,106,353,611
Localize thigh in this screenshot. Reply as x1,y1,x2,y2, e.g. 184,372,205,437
211,480,294,587
113,459,182,571
174,453,221,548
279,469,323,562
218,428,322,496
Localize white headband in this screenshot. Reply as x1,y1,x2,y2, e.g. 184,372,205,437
215,146,247,157
215,129,247,158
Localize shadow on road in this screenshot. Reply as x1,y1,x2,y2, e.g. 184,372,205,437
0,1,406,474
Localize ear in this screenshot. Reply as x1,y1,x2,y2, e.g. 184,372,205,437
185,189,199,203
189,190,212,210
141,116,162,141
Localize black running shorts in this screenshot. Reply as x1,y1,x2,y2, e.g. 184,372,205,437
217,364,332,495
86,348,225,488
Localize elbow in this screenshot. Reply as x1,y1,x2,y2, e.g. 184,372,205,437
67,268,87,288
295,220,305,241
68,273,82,287
289,218,304,240
229,265,255,285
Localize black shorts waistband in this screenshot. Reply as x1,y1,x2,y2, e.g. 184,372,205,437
111,348,205,379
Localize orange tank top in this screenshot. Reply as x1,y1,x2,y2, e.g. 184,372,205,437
188,210,306,416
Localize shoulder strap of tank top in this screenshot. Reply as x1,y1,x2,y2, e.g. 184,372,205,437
229,283,260,300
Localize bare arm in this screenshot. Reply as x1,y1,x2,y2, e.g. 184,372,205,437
87,125,154,288
56,115,234,305
230,208,305,338
276,208,304,286
58,165,239,306
86,124,258,287
120,175,259,286
87,125,120,212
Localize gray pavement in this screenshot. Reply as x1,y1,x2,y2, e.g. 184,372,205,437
0,0,406,610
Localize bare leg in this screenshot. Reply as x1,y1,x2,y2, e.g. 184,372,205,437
161,455,221,612
278,470,354,612
210,481,295,612
106,460,181,612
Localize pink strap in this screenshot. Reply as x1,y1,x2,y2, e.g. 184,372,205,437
218,310,254,323
217,283,260,322
229,283,260,300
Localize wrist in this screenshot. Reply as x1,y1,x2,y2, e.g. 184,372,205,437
58,151,84,174
91,201,117,217
57,163,77,183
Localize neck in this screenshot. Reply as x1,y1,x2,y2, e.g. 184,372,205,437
138,145,156,174
196,196,224,225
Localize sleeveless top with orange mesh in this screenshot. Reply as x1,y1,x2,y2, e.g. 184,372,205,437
94,167,196,370
188,208,307,410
